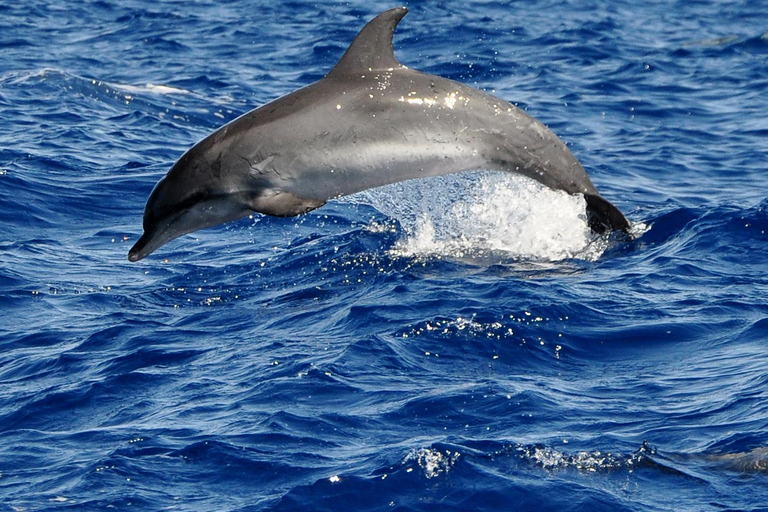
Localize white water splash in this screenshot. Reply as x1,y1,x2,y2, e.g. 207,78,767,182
352,171,599,262
518,445,633,471
404,447,460,479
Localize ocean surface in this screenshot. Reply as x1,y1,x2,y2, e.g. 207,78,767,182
1,0,767,510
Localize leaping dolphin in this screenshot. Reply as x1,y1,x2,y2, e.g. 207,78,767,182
128,7,630,262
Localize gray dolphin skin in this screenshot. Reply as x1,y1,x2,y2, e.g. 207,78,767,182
128,7,630,262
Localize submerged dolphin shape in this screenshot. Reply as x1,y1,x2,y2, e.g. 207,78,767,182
128,7,630,262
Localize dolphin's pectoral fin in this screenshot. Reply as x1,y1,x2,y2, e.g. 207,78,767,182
327,7,408,78
248,190,326,217
585,194,631,234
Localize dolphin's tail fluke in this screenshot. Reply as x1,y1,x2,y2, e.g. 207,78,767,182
584,194,631,234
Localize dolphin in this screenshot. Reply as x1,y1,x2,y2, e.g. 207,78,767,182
128,7,630,262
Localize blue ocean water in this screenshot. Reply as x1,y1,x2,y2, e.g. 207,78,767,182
2,0,768,510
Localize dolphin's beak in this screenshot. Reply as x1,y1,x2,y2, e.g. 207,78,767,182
128,236,150,262
127,194,253,262
128,231,164,262
127,210,187,262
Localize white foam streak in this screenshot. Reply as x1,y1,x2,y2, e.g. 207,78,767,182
109,82,190,95
355,172,599,262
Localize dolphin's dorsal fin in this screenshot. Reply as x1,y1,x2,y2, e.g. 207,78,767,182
327,7,408,78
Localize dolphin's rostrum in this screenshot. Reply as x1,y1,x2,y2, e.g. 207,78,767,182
128,7,630,262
